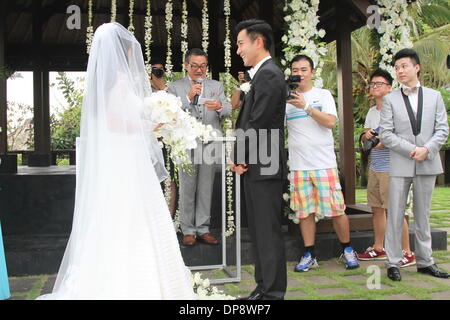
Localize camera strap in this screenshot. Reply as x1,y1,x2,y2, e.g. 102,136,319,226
401,86,423,136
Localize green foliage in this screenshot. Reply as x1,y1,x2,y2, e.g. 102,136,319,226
50,72,83,150
50,105,81,150
437,88,450,149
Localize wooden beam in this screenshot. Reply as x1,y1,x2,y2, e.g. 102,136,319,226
346,0,372,22
0,0,7,154
336,2,356,205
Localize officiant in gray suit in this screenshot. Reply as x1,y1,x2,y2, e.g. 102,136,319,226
167,48,231,246
380,48,449,281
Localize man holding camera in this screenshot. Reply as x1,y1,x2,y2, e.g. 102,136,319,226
286,54,359,272
168,48,231,246
149,59,167,91
358,69,415,267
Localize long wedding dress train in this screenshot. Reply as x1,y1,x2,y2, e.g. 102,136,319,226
37,22,195,300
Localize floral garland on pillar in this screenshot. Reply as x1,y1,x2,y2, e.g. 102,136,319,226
110,0,117,22
128,0,135,34
144,0,152,73
181,0,188,72
375,0,413,81
201,0,209,54
282,0,327,88
223,0,235,237
86,0,94,54
224,139,236,237
223,0,232,93
165,0,174,81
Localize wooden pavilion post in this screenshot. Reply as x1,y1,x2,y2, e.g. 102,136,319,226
29,0,51,167
0,0,17,173
336,2,356,205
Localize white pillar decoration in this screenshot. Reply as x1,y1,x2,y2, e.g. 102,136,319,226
165,0,174,79
144,0,152,72
128,0,135,34
282,0,327,88
86,0,94,54
201,0,209,54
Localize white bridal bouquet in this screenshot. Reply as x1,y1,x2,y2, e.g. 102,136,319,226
143,90,217,170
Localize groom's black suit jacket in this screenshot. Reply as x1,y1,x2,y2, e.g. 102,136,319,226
233,58,288,181
233,58,287,298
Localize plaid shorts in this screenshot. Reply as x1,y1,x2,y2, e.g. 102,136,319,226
289,168,346,220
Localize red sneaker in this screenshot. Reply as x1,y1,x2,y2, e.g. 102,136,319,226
400,251,416,268
357,247,387,261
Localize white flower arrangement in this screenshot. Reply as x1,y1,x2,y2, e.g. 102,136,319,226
202,0,209,54
128,0,135,34
282,0,327,88
375,0,413,84
86,0,94,54
191,272,235,300
239,82,251,94
144,0,152,73
111,0,117,22
224,136,235,237
143,91,216,170
165,0,174,80
181,0,188,70
223,0,232,73
222,0,234,94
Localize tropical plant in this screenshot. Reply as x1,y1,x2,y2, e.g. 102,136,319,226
50,72,84,150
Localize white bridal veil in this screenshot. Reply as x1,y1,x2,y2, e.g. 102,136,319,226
39,23,194,299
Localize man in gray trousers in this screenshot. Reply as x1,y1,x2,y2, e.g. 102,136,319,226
168,48,231,246
380,48,449,281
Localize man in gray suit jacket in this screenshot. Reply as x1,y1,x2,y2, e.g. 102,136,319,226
167,48,231,246
380,48,449,281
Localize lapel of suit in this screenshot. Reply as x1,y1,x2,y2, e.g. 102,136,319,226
237,59,272,127
400,86,423,136
182,76,191,98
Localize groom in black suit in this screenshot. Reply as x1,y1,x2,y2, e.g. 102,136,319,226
230,19,287,300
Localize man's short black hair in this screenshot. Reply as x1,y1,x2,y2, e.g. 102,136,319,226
235,19,274,53
290,54,314,70
370,68,393,86
185,48,208,63
393,48,421,66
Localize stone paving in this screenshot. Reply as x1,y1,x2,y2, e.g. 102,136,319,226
5,188,450,300
6,250,450,300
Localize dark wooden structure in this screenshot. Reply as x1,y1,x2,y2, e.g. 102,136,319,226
0,0,380,205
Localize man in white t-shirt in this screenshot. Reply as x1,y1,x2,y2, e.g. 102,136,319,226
358,69,415,267
286,55,359,272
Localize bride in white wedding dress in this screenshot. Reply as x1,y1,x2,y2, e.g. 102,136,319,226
38,22,195,300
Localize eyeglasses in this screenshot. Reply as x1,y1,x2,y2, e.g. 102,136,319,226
189,64,208,70
369,82,390,88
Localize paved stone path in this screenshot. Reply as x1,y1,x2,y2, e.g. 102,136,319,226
7,251,450,300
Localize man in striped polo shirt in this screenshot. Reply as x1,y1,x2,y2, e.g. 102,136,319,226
357,69,415,267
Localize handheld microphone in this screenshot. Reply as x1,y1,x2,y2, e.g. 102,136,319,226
191,78,204,105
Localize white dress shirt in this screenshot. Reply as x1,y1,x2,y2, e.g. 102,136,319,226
248,55,272,79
